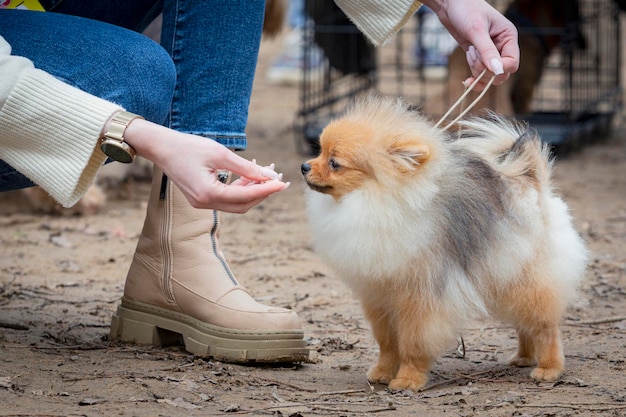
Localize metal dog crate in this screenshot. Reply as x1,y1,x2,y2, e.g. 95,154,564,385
296,0,622,154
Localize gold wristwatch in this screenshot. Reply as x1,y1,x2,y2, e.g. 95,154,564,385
100,111,144,163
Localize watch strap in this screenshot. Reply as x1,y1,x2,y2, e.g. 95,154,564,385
101,111,144,163
105,111,143,142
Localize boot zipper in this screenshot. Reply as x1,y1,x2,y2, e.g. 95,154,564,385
212,173,238,286
159,174,175,303
210,210,239,286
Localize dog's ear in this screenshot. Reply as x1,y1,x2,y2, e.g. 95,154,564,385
388,139,431,172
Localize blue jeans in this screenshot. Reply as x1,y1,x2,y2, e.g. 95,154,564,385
0,0,265,192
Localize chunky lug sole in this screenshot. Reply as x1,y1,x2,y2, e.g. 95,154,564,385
110,299,310,363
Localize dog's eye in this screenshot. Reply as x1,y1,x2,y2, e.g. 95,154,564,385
329,158,341,171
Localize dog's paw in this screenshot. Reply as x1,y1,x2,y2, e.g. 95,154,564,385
530,366,563,382
388,374,428,392
366,366,395,385
509,354,535,368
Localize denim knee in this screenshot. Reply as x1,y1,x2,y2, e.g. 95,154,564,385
107,35,176,125
0,10,176,125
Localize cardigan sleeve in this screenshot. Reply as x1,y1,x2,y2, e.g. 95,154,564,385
0,35,123,207
333,0,422,47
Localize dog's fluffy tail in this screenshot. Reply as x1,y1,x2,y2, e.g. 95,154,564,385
455,114,552,185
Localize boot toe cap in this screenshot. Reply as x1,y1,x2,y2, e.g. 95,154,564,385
193,287,303,332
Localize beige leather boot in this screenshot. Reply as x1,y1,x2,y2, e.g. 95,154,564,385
110,169,309,363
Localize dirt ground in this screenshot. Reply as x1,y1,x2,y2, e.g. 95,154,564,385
1,35,625,417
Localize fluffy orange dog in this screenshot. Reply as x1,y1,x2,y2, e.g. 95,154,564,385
301,96,587,391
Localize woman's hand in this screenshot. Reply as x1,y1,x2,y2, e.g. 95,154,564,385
123,119,289,213
423,0,520,91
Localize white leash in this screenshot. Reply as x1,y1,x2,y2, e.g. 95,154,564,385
434,68,498,132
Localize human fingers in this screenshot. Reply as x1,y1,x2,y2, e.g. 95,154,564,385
185,179,289,213
497,35,521,75
233,162,285,186
464,26,519,90
467,33,504,77
462,46,501,91
218,150,284,183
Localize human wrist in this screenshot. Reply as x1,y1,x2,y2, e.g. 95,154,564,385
121,117,169,165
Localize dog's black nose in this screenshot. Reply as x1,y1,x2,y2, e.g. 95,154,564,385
301,163,311,176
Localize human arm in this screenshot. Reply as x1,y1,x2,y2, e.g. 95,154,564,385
0,35,286,213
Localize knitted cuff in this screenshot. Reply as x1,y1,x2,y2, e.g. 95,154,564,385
334,0,422,46
0,68,122,207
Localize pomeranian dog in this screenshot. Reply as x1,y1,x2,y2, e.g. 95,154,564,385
301,96,587,391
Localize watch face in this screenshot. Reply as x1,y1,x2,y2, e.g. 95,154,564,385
101,139,135,163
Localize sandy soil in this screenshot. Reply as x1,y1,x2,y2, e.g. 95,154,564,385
1,36,625,417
